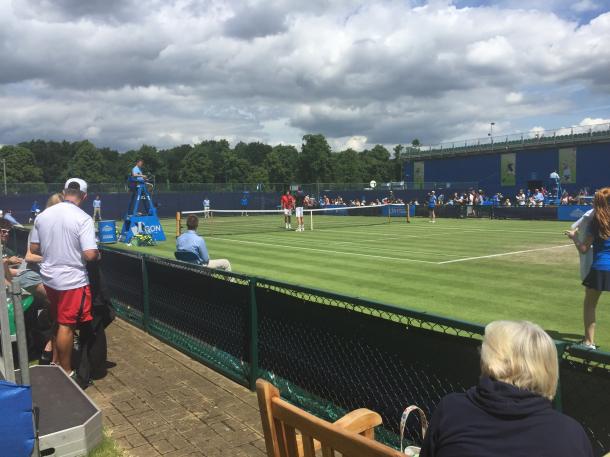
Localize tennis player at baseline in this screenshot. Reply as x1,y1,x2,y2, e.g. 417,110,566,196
176,214,231,271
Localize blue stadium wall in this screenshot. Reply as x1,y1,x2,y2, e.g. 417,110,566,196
403,142,610,195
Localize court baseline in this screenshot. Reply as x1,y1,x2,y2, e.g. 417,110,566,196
437,244,573,264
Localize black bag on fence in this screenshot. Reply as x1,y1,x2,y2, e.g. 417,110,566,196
73,262,116,388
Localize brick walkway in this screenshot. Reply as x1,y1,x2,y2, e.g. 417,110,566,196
87,319,267,457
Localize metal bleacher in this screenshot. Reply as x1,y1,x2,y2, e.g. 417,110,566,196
408,122,610,160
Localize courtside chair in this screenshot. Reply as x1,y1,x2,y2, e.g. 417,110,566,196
256,379,403,457
174,250,202,265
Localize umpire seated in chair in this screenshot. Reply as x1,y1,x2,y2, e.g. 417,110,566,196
175,214,231,272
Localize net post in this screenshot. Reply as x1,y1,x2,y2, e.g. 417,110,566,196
406,203,411,223
175,211,181,238
310,210,313,231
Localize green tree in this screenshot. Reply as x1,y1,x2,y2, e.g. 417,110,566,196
0,145,44,182
332,149,365,182
66,140,110,183
234,142,272,166
221,150,251,183
19,140,75,183
264,145,298,184
178,144,213,182
299,134,332,183
392,144,405,181
361,145,392,182
246,165,269,185
98,147,123,182
160,144,192,183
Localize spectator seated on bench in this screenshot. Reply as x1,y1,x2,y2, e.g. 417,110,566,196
175,214,231,271
174,250,203,265
256,379,402,457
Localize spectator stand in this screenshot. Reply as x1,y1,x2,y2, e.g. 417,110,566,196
0,244,103,457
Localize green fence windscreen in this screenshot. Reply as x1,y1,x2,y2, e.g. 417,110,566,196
90,245,610,455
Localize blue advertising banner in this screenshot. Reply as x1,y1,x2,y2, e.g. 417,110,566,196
557,205,593,221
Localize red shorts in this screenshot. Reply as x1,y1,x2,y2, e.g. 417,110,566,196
44,285,93,326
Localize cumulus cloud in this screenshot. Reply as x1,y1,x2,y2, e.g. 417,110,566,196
0,0,609,151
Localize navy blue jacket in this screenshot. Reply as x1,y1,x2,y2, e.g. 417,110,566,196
420,377,593,457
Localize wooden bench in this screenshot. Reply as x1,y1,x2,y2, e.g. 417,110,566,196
256,379,403,457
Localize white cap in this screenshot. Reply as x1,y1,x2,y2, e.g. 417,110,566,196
64,178,88,194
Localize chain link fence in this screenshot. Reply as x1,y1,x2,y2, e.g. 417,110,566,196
95,246,610,454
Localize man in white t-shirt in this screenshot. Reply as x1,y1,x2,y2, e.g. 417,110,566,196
30,178,99,374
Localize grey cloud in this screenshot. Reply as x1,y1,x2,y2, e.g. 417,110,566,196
223,5,288,39
1,0,610,151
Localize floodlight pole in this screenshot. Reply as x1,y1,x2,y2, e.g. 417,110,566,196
2,159,6,196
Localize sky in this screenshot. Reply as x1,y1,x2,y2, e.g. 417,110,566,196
1,0,610,152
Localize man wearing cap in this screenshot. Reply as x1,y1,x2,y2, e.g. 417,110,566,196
30,178,99,375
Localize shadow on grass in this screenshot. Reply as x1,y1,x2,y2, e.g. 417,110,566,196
546,330,583,343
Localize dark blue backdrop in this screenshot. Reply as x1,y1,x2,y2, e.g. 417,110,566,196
404,142,610,196
1,189,417,223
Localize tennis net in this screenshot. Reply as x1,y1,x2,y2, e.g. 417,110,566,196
179,204,408,236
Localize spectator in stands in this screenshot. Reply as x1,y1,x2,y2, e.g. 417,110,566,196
4,210,23,227
420,320,593,457
503,198,512,206
30,179,99,375
176,214,231,271
516,189,526,206
534,188,545,206
565,187,610,350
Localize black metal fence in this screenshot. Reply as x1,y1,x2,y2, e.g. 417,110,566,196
96,246,610,455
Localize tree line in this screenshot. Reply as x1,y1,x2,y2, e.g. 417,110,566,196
0,134,420,185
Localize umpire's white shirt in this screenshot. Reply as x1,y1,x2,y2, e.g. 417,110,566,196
30,201,98,290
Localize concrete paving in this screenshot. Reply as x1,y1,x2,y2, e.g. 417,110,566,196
87,319,267,457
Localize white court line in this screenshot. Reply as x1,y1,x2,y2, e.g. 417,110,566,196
234,234,453,258
209,237,439,264
437,244,573,264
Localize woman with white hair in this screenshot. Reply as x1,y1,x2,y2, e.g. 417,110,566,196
420,320,592,457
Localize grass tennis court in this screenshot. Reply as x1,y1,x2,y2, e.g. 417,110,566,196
116,215,610,349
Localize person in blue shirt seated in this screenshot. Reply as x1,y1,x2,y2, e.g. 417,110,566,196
176,215,231,271
128,159,150,215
